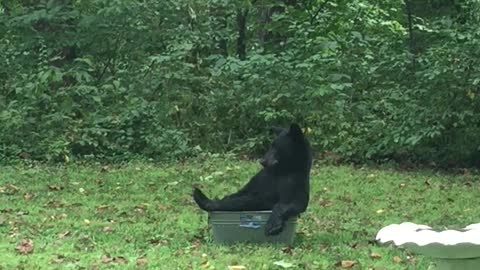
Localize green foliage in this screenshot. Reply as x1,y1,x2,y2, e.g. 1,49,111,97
1,0,479,167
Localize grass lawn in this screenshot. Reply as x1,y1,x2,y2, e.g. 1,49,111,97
1,158,479,269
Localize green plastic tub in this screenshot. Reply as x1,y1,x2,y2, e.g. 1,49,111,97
208,211,297,245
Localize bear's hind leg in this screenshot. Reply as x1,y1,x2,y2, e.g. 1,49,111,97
211,194,271,211
194,188,272,212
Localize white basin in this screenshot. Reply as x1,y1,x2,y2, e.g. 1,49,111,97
376,222,480,270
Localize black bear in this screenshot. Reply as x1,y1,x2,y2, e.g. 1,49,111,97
193,123,313,236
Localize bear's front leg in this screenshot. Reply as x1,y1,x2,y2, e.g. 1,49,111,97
265,203,292,236
265,210,285,236
265,201,306,236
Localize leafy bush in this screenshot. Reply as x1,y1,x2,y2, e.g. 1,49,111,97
1,0,479,167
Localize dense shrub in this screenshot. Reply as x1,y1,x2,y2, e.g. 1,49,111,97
0,0,479,167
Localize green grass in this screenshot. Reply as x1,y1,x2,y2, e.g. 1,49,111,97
1,158,479,269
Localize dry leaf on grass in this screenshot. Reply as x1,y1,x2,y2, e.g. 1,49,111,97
15,239,34,255
370,252,382,259
273,260,295,268
114,256,128,264
201,261,210,269
0,184,20,195
136,257,148,266
228,266,246,270
51,255,66,264
101,165,110,172
101,256,128,264
408,257,417,264
338,260,357,268
58,231,71,238
24,193,35,200
103,226,114,233
393,256,402,263
48,185,63,191
318,199,332,207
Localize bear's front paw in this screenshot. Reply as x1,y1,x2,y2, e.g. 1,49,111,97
265,216,284,236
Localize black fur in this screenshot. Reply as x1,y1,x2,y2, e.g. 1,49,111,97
193,123,313,236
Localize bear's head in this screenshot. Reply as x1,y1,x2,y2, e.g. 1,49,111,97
260,123,312,171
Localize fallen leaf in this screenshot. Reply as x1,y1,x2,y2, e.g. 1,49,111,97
103,226,114,233
15,239,34,255
58,231,71,238
101,256,128,264
51,254,65,264
191,239,202,249
201,260,210,269
44,200,64,208
24,193,35,200
1,208,13,213
393,256,402,263
48,185,63,191
115,257,128,264
96,205,109,212
281,246,293,255
1,184,20,194
273,260,295,268
101,256,113,264
136,203,149,210
158,205,168,211
136,257,148,266
228,266,246,270
370,252,382,259
349,242,360,249
340,260,357,268
149,238,169,246
16,210,28,216
318,199,332,207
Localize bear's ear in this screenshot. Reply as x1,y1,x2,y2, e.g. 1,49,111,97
270,126,286,136
288,123,304,139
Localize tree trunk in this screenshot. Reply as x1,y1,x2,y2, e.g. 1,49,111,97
236,8,249,60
